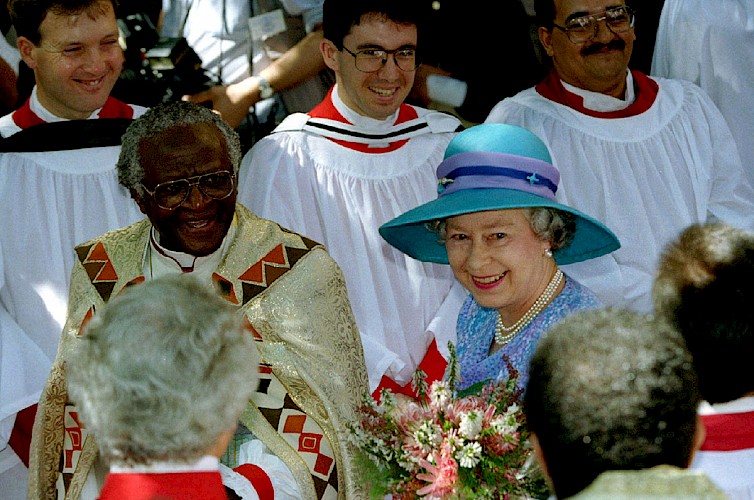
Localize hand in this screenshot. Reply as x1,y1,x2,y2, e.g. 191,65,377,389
183,80,259,129
409,64,451,107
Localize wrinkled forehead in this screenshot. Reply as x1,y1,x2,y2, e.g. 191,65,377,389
554,0,627,21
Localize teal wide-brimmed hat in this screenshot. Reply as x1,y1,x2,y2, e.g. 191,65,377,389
379,124,620,265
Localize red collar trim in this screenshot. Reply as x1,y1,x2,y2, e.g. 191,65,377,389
12,96,135,130
701,410,754,451
307,87,418,153
99,471,227,500
535,69,658,118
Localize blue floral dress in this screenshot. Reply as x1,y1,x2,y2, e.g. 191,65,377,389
455,274,600,391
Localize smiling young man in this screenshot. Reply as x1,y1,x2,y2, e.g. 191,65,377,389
237,0,465,400
27,101,369,500
485,0,754,314
0,2,148,492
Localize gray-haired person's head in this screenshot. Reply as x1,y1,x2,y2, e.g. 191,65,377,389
117,100,242,197
66,274,259,464
524,308,700,499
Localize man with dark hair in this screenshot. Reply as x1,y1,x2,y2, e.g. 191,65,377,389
0,1,146,493
239,0,465,400
28,100,369,499
654,223,754,498
486,0,754,314
525,308,723,498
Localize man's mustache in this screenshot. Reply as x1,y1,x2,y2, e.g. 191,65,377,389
581,39,626,56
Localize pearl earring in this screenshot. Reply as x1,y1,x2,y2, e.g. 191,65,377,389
544,248,553,258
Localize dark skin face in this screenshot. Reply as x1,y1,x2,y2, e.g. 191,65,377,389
132,122,237,256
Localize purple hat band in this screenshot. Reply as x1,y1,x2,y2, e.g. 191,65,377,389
436,151,560,201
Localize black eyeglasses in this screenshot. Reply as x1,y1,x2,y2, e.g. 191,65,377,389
341,46,420,73
141,170,235,210
552,6,635,44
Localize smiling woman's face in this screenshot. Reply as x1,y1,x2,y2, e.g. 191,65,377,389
445,208,556,320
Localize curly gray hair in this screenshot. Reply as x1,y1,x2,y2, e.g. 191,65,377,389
66,275,259,465
117,101,242,197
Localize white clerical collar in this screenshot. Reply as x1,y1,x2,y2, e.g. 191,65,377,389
29,85,103,122
331,83,401,131
144,215,237,279
699,395,754,415
561,71,636,112
110,455,220,473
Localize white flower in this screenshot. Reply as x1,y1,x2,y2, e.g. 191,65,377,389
428,380,452,409
413,420,442,452
456,441,482,468
459,410,484,439
491,414,518,435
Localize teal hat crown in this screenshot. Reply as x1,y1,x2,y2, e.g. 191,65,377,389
379,124,620,265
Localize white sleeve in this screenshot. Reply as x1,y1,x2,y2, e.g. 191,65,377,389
220,439,302,500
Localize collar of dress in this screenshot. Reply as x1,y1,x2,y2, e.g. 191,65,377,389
274,83,459,153
535,69,659,118
11,85,135,129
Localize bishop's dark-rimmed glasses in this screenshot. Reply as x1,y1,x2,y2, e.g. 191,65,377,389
341,46,420,72
552,6,635,44
141,170,235,210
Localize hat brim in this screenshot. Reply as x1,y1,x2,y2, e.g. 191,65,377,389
379,188,620,266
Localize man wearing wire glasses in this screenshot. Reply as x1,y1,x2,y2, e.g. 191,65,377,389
486,0,754,315
28,100,369,499
238,0,466,402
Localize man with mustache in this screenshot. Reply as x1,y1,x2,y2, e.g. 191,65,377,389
485,0,754,313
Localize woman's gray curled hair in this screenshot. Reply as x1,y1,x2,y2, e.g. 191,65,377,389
428,207,576,250
117,100,242,196
66,274,259,465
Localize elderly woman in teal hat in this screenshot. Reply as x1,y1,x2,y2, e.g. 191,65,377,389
380,124,620,391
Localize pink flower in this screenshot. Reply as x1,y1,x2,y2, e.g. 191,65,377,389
416,446,459,498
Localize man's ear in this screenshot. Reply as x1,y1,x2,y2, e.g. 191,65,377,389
688,414,707,467
17,36,39,69
320,39,339,72
130,188,149,216
530,433,552,485
538,27,555,58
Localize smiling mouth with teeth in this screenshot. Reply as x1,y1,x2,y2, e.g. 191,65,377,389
473,272,507,285
371,87,396,96
185,220,211,229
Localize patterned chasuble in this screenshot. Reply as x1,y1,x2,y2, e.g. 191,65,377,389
56,217,341,499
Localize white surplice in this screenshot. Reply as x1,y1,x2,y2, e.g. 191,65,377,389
486,77,754,313
0,92,146,453
238,87,465,392
651,0,754,189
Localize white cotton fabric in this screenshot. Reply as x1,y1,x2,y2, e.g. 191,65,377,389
651,0,754,189
238,89,464,392
694,397,754,500
0,100,146,450
161,0,253,84
219,440,301,500
0,34,21,76
486,77,754,313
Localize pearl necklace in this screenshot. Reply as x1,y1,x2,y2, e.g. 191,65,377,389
494,269,564,346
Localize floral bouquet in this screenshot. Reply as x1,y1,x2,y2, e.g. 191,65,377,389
349,343,548,499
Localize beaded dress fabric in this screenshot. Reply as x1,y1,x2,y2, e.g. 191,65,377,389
455,275,600,391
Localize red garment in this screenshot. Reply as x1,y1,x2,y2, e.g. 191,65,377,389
371,338,447,400
11,96,136,129
701,410,754,451
98,471,227,500
535,69,659,118
234,464,274,500
307,88,418,153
